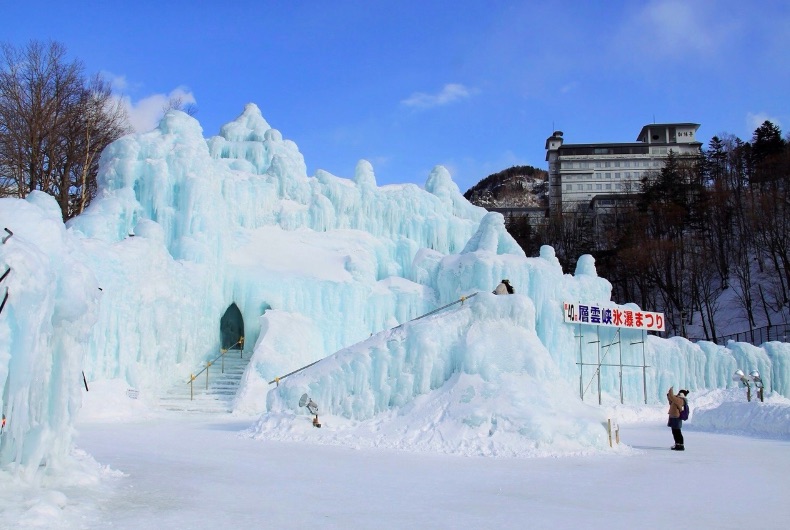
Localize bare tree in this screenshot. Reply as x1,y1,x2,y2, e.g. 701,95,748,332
0,40,130,220
162,95,198,117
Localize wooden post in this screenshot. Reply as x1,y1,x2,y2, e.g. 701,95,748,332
607,419,613,447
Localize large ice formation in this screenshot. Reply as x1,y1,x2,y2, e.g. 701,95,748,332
1,104,788,473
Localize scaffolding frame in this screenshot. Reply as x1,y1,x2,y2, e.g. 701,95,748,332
574,322,650,405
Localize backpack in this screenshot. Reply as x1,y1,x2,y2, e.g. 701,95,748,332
679,400,690,421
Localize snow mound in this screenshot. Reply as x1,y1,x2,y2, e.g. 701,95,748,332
686,388,790,440
249,294,613,457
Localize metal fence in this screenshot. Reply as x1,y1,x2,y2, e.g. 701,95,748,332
689,323,790,346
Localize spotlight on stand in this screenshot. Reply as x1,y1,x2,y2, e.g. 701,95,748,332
733,369,753,402
299,393,321,428
750,370,764,402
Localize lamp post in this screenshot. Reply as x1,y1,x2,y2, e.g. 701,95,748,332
750,370,764,402
733,369,752,402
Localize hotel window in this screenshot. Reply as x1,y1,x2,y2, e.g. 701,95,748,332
605,161,611,168
605,183,612,190
595,161,602,168
586,184,592,190
625,172,631,178
615,172,621,179
596,184,602,190
566,184,572,190
616,183,623,190
614,161,621,167
605,172,611,178
577,184,583,190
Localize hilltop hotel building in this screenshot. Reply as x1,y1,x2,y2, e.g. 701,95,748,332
545,123,702,215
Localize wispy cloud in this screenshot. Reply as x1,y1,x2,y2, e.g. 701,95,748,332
746,112,782,134
104,72,132,92
117,87,197,133
615,0,733,63
560,81,578,94
101,72,198,132
401,83,475,109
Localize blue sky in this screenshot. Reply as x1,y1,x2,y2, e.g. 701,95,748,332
4,0,788,192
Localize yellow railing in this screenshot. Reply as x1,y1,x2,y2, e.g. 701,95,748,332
186,337,245,400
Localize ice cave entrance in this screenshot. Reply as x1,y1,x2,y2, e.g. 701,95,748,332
220,303,244,350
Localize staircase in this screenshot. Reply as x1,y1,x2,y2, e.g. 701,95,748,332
159,350,251,413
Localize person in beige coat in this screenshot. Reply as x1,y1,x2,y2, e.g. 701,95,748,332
667,387,689,451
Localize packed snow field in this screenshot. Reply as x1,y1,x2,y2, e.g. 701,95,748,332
1,105,789,527
2,388,789,529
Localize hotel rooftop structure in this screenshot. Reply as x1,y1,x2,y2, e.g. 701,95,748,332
545,123,702,215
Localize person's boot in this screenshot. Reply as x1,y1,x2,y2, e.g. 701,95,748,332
671,444,685,451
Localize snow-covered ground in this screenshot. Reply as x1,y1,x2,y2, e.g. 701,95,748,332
2,388,788,529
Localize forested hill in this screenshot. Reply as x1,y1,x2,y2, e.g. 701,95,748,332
464,165,548,208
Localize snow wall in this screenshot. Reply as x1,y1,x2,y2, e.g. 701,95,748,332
1,104,788,473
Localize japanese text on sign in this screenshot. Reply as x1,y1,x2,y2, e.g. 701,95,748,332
563,302,664,332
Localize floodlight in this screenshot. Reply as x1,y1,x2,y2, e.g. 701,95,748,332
750,370,763,389
299,394,318,415
734,369,754,402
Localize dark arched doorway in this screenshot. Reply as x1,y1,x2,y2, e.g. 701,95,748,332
220,303,244,350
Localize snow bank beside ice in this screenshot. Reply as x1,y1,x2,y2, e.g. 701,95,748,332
78,380,156,423
251,293,612,456
686,389,790,440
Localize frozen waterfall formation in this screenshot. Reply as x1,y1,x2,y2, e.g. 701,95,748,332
1,104,789,470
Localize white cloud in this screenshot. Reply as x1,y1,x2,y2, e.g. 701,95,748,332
103,72,131,92
401,83,475,109
746,112,782,135
615,0,732,62
116,87,197,133
560,81,578,94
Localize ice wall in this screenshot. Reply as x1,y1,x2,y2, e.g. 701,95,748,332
0,194,99,475
260,292,611,456
66,105,497,385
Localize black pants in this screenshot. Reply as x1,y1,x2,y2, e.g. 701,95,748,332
672,427,684,445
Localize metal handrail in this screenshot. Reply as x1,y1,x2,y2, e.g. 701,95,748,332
268,292,480,386
186,337,245,400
